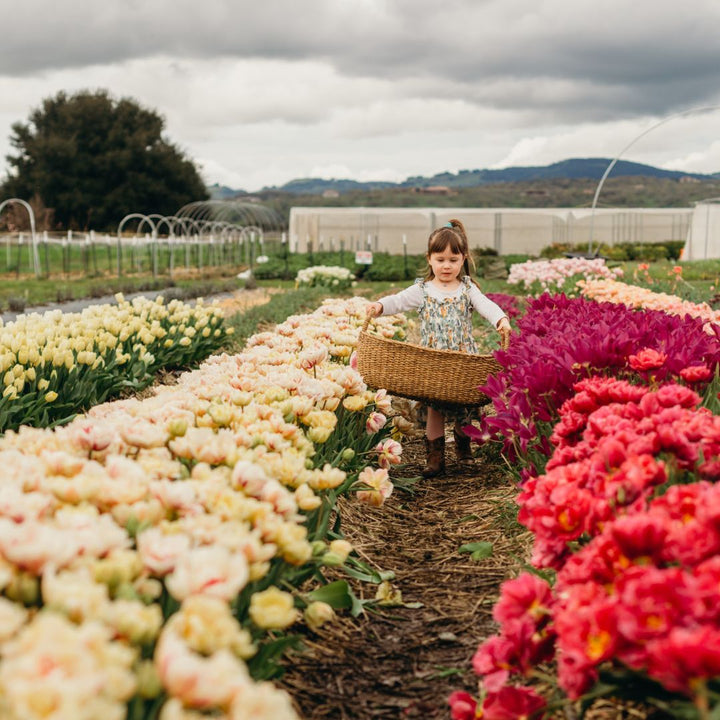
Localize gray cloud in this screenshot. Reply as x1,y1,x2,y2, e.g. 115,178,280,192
5,1,720,112
2,0,720,190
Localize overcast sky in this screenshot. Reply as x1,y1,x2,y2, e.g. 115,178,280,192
1,0,720,192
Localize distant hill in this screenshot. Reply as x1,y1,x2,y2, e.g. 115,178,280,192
234,157,717,196
403,158,717,189
208,183,246,200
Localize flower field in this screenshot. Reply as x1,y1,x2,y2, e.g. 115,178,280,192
3,258,720,720
0,294,408,720
507,257,623,295
0,294,231,433
453,277,720,719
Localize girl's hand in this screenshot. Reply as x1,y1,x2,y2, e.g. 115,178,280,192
497,317,511,348
366,302,383,318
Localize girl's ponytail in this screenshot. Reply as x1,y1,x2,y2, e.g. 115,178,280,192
446,218,478,282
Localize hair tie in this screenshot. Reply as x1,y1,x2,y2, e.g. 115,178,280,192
443,222,453,228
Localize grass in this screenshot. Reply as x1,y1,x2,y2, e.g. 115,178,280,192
0,268,245,311
2,257,718,317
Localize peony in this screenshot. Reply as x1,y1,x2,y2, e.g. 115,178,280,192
365,411,387,434
248,586,299,630
303,601,336,631
355,467,393,507
628,348,668,372
0,613,137,720
493,572,553,625
229,682,300,720
0,596,28,642
165,545,250,602
168,595,256,659
448,691,478,720
679,363,713,383
481,685,547,720
0,518,80,574
155,626,250,710
375,438,402,468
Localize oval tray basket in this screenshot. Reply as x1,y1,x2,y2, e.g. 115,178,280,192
356,317,509,407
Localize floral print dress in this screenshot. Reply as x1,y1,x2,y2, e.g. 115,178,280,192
415,276,481,425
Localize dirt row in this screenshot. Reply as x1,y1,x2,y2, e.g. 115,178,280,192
277,435,529,719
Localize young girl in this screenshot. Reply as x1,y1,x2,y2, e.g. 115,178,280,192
366,219,511,478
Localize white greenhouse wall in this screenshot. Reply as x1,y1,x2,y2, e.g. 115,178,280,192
288,207,692,256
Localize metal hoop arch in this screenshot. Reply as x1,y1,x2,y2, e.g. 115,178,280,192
0,198,39,277
176,200,286,231
117,213,157,240
589,104,720,252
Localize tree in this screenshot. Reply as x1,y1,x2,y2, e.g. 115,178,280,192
1,90,208,230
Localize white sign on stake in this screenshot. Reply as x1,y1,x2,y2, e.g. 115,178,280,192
355,250,373,264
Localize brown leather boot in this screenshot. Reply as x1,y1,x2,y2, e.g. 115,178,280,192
453,423,475,466
422,436,445,478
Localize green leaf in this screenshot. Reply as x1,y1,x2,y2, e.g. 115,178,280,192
458,541,493,560
306,580,354,610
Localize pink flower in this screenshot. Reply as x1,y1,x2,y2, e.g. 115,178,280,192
493,573,553,625
614,567,689,650
679,364,713,383
448,691,478,720
365,411,387,434
472,635,515,690
609,514,667,561
481,685,547,720
557,653,598,700
165,546,250,601
628,348,667,372
355,467,393,507
375,438,402,468
646,626,720,694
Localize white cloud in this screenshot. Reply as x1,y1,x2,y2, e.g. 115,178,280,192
1,0,720,192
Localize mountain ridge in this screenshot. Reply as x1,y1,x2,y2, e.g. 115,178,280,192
208,157,720,199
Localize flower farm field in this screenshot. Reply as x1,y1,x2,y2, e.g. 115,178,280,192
1,256,720,719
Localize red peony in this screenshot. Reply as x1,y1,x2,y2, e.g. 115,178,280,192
609,514,667,561
472,635,515,690
645,626,720,694
493,573,553,625
628,348,668,371
481,685,547,720
448,691,478,720
679,364,712,383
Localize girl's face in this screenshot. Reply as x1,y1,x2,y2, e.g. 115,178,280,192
427,248,465,282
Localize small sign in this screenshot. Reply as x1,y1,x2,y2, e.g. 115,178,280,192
355,250,373,265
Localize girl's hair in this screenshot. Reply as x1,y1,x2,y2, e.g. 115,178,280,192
423,218,478,282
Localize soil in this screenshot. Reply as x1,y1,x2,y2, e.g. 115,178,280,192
278,433,532,719
277,435,657,720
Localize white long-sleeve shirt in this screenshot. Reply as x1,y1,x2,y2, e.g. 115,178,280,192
377,280,507,328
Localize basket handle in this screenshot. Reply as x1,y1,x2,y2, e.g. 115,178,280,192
361,315,372,332
499,327,510,350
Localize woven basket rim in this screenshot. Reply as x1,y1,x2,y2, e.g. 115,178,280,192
359,315,509,358
356,315,508,406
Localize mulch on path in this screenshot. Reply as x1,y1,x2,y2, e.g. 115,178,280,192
278,434,531,719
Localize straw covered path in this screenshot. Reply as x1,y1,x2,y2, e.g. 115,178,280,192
278,434,529,719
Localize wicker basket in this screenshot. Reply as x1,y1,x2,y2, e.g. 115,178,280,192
356,316,509,406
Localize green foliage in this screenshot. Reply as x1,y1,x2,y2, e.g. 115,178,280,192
540,240,685,261
252,249,427,282
1,90,208,230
